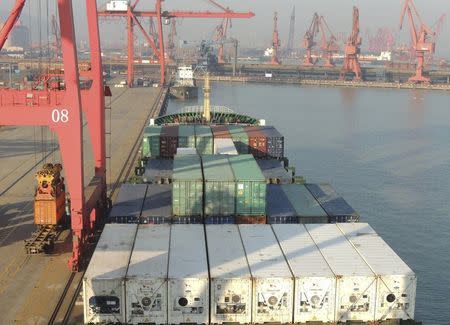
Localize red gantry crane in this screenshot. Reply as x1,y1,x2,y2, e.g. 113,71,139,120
1,0,108,271
340,6,362,81
303,13,319,66
318,16,339,67
167,18,177,63
214,18,231,64
99,0,254,87
0,0,26,50
270,11,280,65
399,0,436,83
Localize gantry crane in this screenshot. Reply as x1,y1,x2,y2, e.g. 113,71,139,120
400,0,436,82
0,0,26,50
167,18,177,63
340,6,362,81
303,13,319,66
214,18,231,64
318,16,339,67
99,0,254,87
270,11,280,65
1,0,107,271
51,14,61,58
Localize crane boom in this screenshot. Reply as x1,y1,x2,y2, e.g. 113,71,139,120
318,16,338,67
270,11,280,65
0,0,26,50
399,0,436,82
340,6,362,80
302,13,320,66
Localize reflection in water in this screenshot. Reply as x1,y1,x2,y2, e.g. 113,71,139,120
408,89,425,130
339,87,357,108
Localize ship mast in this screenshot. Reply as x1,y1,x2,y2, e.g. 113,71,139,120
203,73,211,122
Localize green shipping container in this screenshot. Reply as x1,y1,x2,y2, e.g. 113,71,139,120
195,125,214,155
142,126,161,158
202,155,235,216
227,125,249,154
229,154,266,215
178,124,196,148
172,155,203,216
281,184,329,223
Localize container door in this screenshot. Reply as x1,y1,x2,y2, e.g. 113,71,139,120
295,277,336,323
253,278,293,323
375,275,416,321
335,276,377,322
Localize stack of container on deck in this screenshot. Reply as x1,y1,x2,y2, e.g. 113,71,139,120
202,155,236,224
85,223,416,324
229,154,267,223
171,155,203,223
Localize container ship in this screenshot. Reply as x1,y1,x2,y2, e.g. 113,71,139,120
169,66,198,100
82,76,419,325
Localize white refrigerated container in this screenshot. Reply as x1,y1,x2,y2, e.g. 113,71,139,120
125,225,171,324
337,223,416,321
214,138,238,155
272,224,336,323
206,225,252,324
83,224,137,324
239,224,294,324
306,224,376,322
168,225,209,324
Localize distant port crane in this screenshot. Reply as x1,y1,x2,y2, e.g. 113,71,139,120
270,12,281,65
302,13,319,66
318,16,339,67
98,0,254,87
340,6,362,81
400,0,436,83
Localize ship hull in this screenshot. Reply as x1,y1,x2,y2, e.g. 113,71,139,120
170,85,198,100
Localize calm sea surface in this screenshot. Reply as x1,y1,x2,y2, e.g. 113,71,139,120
168,82,450,324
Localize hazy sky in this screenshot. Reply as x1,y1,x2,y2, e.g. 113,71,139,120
2,0,450,57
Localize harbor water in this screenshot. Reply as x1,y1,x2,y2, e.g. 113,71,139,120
168,82,450,324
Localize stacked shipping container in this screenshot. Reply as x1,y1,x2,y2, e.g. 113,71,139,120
177,124,196,148
337,223,416,320
160,125,179,158
306,183,360,222
168,225,209,324
239,224,294,323
108,184,147,223
142,126,161,158
84,224,416,324
125,225,170,324
140,184,172,224
206,225,252,324
83,224,137,324
195,124,214,155
229,155,266,220
267,184,329,224
172,155,203,217
142,124,284,159
306,224,377,322
202,155,235,219
227,125,249,154
273,224,336,323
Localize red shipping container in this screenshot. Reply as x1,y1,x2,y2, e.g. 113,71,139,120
211,125,231,138
245,126,267,158
160,125,178,158
235,215,267,224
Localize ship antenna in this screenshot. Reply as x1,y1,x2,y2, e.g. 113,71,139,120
203,73,211,123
